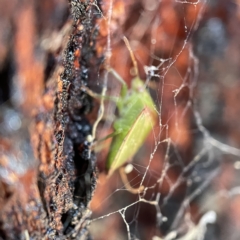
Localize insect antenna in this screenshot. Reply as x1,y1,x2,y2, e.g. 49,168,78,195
122,36,139,79
91,0,113,143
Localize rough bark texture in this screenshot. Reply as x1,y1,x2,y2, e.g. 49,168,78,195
0,0,102,239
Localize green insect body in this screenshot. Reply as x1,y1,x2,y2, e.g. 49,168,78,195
106,76,157,176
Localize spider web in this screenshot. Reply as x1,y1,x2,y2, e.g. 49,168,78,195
89,0,240,239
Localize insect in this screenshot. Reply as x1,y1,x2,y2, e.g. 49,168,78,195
88,37,157,193
106,72,157,176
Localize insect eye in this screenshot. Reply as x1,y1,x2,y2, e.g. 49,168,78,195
132,77,143,89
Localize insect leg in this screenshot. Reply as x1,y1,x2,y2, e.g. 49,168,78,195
119,166,145,194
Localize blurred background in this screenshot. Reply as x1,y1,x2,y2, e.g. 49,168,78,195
0,0,240,239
